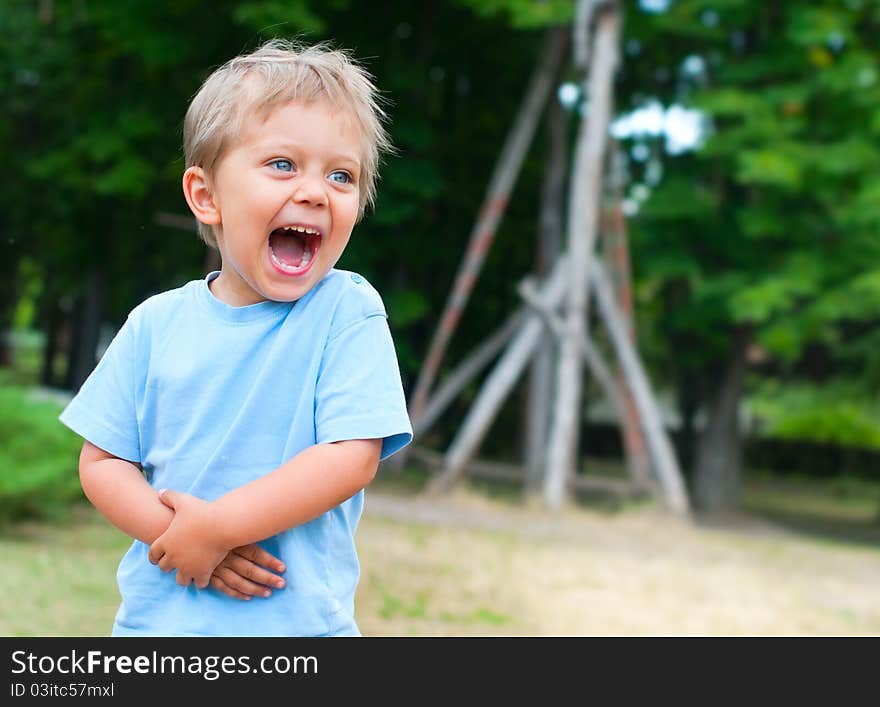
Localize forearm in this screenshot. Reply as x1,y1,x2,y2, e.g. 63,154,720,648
213,440,380,549
78,441,173,544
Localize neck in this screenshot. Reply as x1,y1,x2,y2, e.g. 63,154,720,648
209,270,266,307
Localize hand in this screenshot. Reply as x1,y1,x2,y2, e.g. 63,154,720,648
148,489,228,589
211,544,287,601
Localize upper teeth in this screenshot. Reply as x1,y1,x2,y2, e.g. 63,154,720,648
282,225,319,235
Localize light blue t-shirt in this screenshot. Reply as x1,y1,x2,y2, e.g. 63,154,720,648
59,269,412,636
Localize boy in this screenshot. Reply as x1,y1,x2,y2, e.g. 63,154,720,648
59,40,412,636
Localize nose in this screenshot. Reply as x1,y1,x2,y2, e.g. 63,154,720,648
291,174,327,207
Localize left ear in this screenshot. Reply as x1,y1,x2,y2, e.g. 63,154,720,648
182,166,221,226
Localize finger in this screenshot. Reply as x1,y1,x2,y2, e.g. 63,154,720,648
210,575,251,601
157,488,178,510
214,566,272,598
175,571,191,587
194,574,210,590
236,544,286,573
227,554,285,590
148,542,164,565
158,556,174,573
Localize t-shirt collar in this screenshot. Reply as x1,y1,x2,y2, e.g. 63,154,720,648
198,271,293,324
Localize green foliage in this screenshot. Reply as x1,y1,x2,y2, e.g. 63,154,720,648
1,0,554,392
385,289,430,329
454,0,573,29
750,381,880,449
233,0,332,35
5,0,880,471
731,255,822,324
736,146,804,191
623,0,880,442
0,386,84,523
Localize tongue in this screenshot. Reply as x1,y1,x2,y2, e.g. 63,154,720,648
269,230,305,266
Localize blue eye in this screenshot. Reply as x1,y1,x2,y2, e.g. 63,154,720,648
329,171,353,184
270,159,294,172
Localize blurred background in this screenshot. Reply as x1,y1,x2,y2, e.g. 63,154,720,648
3,0,880,635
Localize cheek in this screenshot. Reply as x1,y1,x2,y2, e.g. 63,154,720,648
337,199,360,227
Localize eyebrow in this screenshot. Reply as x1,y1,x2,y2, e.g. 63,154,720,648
255,141,361,167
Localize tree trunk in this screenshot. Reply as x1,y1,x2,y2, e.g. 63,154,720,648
0,244,19,368
40,299,63,387
676,368,701,482
0,323,13,368
65,269,107,391
693,325,752,514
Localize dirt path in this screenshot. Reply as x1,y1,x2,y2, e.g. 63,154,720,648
355,488,880,636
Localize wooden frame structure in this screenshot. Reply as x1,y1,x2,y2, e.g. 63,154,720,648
396,0,690,516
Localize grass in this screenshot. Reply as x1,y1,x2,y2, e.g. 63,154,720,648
0,507,130,636
2,473,880,636
1,370,879,635
740,472,880,547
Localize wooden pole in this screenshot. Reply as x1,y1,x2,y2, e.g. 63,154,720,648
523,313,556,496
589,258,691,516
412,309,524,438
406,26,570,428
573,0,603,71
411,446,646,499
544,4,620,511
428,257,570,494
603,145,653,491
524,90,570,497
517,278,624,423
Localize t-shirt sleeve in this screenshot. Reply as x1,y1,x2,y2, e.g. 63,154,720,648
58,312,141,463
315,312,413,461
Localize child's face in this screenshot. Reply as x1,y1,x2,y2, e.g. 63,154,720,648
203,99,362,305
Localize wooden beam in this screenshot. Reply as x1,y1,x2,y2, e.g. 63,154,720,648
544,4,620,511
411,446,644,499
518,277,623,419
413,309,525,438
407,26,570,427
589,257,691,517
428,257,569,494
602,143,654,492
525,88,570,497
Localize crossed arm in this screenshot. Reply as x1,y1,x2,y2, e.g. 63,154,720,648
78,438,381,594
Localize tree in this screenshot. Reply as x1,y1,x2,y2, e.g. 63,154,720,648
1,0,551,403
620,0,880,511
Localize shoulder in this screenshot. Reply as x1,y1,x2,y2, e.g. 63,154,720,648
309,269,387,338
125,279,200,330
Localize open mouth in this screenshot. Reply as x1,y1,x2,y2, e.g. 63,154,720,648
268,225,322,275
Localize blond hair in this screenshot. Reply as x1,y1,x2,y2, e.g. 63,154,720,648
183,39,392,247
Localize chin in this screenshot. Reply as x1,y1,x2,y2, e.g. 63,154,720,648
263,273,317,302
